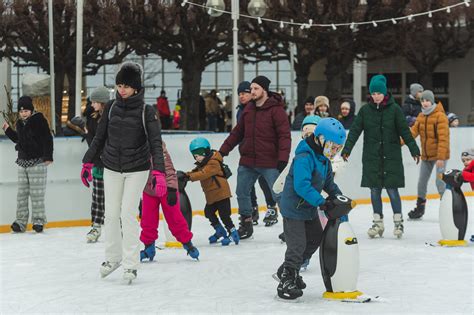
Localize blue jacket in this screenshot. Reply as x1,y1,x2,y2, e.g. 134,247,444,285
280,137,342,221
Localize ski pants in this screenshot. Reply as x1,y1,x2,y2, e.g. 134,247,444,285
103,169,148,270
15,163,48,230
283,216,323,271
140,191,193,246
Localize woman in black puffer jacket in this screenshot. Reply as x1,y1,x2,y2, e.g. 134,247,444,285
81,62,167,283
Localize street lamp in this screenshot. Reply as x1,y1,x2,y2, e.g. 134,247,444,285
206,0,225,17
207,0,267,128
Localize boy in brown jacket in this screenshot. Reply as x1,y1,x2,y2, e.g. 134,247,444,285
408,90,450,219
186,137,239,245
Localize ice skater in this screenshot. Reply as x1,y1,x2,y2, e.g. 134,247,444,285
2,96,53,233
83,86,111,243
140,141,199,261
407,90,450,219
459,149,474,242
341,74,421,239
274,118,347,300
81,62,167,284
185,137,239,246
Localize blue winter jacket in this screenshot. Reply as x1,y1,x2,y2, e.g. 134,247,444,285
280,138,342,221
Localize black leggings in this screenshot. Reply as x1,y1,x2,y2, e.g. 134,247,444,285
204,198,235,232
250,176,276,208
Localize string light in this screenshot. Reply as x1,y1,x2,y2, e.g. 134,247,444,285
183,0,468,30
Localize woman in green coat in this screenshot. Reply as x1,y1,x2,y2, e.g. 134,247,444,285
341,74,420,239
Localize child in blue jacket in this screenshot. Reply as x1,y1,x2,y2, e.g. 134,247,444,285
275,118,347,301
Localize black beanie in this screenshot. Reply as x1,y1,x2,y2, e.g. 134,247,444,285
251,75,271,92
304,96,315,104
18,96,34,112
115,62,143,90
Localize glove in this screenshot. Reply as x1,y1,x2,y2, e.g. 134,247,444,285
319,199,335,212
277,161,288,173
81,163,94,188
167,187,177,206
151,170,167,198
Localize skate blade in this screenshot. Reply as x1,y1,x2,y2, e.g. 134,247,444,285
271,273,280,282
274,295,301,303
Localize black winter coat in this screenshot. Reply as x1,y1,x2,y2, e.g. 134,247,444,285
402,96,422,122
5,112,53,161
82,90,165,173
338,99,357,130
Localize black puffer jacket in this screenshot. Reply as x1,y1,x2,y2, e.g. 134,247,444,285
402,96,422,126
82,89,165,173
5,112,53,161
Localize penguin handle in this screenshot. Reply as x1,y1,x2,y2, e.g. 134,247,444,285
324,195,356,221
177,170,189,191
439,169,463,189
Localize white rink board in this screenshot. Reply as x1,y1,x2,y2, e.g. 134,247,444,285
0,127,472,225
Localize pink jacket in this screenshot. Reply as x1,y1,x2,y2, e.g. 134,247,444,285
144,141,178,196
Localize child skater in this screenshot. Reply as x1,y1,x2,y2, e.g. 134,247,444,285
83,86,110,243
185,137,239,245
81,62,167,284
459,149,474,242
140,141,199,261
275,118,347,300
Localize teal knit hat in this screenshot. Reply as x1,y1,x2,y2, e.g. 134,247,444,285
369,74,387,96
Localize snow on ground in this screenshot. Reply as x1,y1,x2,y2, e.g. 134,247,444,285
1,198,473,314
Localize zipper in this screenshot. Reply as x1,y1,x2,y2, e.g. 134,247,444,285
252,108,257,167
379,105,384,186
423,115,428,160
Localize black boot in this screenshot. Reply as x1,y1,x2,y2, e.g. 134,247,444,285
238,215,253,239
252,207,259,225
32,224,44,233
277,266,304,300
11,222,24,233
276,264,306,289
278,232,286,243
408,198,426,219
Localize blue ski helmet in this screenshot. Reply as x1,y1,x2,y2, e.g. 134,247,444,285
189,137,211,154
301,115,322,130
314,118,346,145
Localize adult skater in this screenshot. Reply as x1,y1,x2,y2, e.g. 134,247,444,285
2,96,53,233
81,62,167,284
275,118,346,300
341,74,420,239
219,75,291,239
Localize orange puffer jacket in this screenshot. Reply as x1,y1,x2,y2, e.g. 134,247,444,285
410,102,450,161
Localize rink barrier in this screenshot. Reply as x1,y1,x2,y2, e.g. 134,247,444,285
1,192,472,233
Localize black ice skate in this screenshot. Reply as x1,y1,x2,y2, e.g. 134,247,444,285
277,267,304,301
263,206,278,227
252,206,259,225
274,264,306,289
238,215,253,239
408,198,426,219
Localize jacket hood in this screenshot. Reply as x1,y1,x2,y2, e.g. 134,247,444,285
196,150,223,166
341,99,356,119
255,92,284,110
115,88,145,109
368,93,396,109
433,101,446,114
404,95,420,106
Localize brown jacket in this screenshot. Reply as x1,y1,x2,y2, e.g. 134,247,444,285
410,102,450,161
187,151,231,204
144,142,178,197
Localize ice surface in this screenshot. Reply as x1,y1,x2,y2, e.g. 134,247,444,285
1,199,473,314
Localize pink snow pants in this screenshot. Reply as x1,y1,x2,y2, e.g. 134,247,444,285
140,191,193,245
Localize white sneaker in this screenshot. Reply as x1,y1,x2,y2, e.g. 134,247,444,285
393,213,404,239
100,261,121,278
123,269,137,284
86,224,101,243
367,213,384,238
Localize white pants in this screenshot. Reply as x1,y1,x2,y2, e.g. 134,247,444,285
103,168,148,270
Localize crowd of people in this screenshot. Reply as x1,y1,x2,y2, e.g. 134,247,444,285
2,61,473,296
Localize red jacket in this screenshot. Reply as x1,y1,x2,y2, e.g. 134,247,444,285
157,97,170,117
219,93,291,168
463,160,474,190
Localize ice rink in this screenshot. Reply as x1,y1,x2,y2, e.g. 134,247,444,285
1,198,473,314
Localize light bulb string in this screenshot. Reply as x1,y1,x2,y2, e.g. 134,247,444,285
182,0,470,28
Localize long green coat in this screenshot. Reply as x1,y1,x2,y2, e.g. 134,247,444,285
341,96,420,188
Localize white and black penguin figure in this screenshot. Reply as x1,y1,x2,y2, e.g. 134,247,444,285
438,169,468,246
319,195,363,300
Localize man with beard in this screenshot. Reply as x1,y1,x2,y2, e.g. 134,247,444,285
219,76,291,239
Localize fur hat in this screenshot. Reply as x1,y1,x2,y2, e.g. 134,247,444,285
115,62,143,90
315,96,330,108
18,96,34,112
90,86,110,104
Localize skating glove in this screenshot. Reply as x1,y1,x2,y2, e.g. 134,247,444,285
277,161,288,173
81,163,94,188
167,187,177,206
151,170,167,197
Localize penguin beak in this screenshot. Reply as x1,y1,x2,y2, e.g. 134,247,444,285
351,200,357,209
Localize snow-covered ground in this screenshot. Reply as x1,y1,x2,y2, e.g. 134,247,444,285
1,198,473,314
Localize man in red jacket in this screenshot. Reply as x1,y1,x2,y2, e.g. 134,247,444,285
219,75,291,239
156,90,171,129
